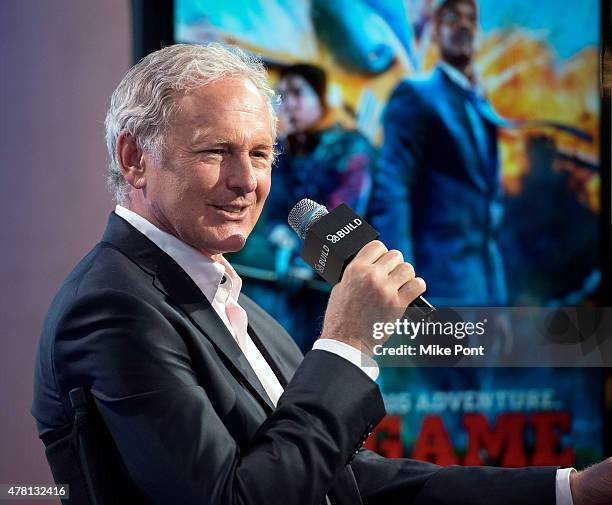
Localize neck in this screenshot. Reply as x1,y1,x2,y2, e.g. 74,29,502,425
120,199,223,262
285,110,336,153
203,250,224,263
442,57,474,83
286,129,322,154
123,196,176,238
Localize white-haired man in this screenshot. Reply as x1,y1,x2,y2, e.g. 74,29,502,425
33,43,610,505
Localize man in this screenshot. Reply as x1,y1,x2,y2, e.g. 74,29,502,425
32,43,610,505
232,63,375,349
368,0,507,306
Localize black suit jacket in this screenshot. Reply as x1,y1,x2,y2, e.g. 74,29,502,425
33,213,557,505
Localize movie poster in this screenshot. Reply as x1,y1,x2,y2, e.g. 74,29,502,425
175,0,603,466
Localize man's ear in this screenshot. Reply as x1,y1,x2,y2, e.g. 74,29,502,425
116,132,146,190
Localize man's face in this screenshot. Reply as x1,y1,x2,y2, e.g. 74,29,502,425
277,74,324,135
139,76,274,257
435,1,478,66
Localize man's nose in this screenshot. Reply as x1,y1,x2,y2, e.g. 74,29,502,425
457,13,476,29
458,17,474,30
226,153,257,194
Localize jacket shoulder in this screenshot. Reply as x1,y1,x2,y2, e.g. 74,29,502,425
52,242,157,312
389,69,445,104
33,242,162,433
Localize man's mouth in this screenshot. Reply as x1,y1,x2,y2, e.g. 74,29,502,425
452,30,473,46
211,204,251,219
215,205,245,213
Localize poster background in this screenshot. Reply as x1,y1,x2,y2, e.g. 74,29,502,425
175,0,604,466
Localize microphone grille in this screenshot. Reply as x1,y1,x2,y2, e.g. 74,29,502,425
288,198,329,240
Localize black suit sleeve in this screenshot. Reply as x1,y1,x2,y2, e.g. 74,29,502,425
351,448,557,505
53,289,385,505
367,81,429,262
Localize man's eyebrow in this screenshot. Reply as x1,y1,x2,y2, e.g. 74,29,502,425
191,136,274,151
197,139,273,148
207,138,233,146
251,143,274,150
191,132,229,145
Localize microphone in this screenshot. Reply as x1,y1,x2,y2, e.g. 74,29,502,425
288,198,435,320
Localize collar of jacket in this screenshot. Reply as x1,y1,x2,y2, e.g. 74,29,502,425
101,211,278,413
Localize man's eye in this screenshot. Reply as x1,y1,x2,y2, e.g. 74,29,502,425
251,151,269,159
442,11,459,23
201,149,227,155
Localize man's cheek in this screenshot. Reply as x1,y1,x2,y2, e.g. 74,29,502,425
259,179,272,204
251,203,266,224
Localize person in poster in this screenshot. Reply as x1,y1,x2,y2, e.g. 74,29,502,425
368,0,507,306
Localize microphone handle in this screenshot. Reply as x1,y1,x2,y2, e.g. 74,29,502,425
404,295,436,321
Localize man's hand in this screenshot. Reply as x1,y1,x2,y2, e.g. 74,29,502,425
570,457,612,505
319,240,425,356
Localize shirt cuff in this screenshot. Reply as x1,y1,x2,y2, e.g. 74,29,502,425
556,468,576,505
312,339,379,382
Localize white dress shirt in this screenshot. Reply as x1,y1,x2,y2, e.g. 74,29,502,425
115,205,573,504
438,61,480,93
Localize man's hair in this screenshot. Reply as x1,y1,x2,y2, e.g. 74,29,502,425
433,0,477,18
278,63,328,110
104,43,278,204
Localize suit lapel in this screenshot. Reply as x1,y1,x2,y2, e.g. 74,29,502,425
240,294,303,389
172,297,276,414
434,68,491,195
102,213,275,414
246,323,291,389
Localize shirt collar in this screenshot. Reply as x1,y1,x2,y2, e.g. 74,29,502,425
114,205,241,305
439,61,481,94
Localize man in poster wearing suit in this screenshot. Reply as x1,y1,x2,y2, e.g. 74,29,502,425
32,43,610,505
368,0,507,306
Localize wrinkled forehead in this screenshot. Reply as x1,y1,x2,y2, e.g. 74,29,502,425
169,79,274,141
166,77,274,136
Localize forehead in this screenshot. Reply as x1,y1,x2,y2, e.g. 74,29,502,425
278,75,314,94
171,76,273,141
441,1,477,16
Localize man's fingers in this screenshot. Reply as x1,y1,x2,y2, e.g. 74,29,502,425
388,261,415,284
398,277,426,306
375,249,405,274
352,240,388,265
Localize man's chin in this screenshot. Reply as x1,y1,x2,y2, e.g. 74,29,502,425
203,234,248,257
444,52,473,69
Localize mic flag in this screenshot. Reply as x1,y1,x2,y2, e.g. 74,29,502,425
288,199,435,319
289,200,378,285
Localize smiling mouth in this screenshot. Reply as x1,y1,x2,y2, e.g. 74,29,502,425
211,204,250,219
214,205,246,213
